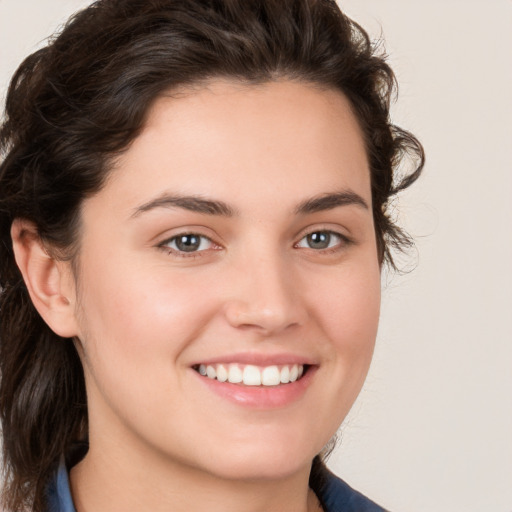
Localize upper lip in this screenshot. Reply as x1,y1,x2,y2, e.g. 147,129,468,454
190,352,318,367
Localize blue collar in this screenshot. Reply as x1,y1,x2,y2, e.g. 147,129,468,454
46,462,76,512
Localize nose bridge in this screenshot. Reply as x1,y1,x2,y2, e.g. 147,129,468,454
224,242,303,334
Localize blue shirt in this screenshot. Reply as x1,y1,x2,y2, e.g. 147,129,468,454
46,461,387,512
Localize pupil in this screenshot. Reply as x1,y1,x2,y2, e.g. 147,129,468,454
307,232,330,249
176,235,200,252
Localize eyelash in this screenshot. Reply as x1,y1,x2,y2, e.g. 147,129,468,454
158,229,351,259
294,230,352,253
158,233,218,258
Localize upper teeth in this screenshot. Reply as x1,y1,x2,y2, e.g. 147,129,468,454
197,363,304,386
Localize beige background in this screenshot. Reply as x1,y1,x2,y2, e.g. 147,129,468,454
1,1,511,511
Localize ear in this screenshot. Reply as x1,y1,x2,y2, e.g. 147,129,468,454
11,219,80,338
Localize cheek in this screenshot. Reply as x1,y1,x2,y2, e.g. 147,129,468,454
312,264,380,427
73,264,223,432
310,260,381,391
315,262,380,345
74,262,220,378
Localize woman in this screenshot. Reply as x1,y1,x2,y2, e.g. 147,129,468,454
0,1,424,511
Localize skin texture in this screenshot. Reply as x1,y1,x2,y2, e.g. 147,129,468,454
12,80,381,512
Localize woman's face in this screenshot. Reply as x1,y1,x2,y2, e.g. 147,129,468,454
70,80,381,480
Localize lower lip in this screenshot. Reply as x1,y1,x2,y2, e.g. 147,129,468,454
193,366,317,408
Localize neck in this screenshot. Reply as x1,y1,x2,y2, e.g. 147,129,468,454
70,441,322,512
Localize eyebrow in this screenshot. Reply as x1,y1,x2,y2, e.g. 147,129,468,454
294,191,369,214
131,189,368,219
131,194,237,218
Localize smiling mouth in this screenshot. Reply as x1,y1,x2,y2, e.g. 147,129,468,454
192,363,308,387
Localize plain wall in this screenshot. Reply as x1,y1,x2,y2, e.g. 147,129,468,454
1,1,511,511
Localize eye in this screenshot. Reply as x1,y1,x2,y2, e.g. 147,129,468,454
161,233,214,253
296,230,344,250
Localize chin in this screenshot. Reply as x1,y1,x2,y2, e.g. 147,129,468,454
189,435,323,482
203,455,312,482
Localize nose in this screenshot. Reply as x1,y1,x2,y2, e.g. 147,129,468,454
223,252,307,336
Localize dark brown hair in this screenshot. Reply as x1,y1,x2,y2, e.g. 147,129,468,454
0,0,424,510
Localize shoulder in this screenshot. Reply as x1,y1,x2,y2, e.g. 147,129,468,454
312,461,388,512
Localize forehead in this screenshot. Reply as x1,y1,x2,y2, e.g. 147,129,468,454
92,79,371,217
